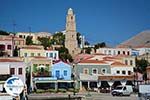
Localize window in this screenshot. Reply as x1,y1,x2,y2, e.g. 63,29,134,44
56,70,60,78
46,64,49,67
31,53,34,57
24,53,27,57
72,50,74,54
10,68,15,75
116,70,120,74
46,53,48,57
50,53,53,57
118,51,120,55
19,35,22,38
37,53,40,56
122,71,126,75
64,70,67,76
108,50,111,55
83,68,89,74
113,50,116,55
7,45,11,50
18,68,22,75
128,71,131,75
101,68,107,74
92,68,98,74
33,64,37,67
0,45,5,50
127,51,130,55
54,53,57,59
130,60,133,66
123,51,125,55
125,60,128,65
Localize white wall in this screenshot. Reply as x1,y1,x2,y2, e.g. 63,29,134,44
96,48,132,56
45,50,59,61
0,62,26,84
0,64,10,74
111,66,133,75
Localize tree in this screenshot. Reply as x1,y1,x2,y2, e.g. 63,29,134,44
94,42,106,49
85,41,90,45
38,37,52,49
136,59,148,72
56,46,73,62
52,32,65,45
136,59,149,81
84,47,92,54
26,36,33,45
0,50,4,56
0,30,9,35
13,47,18,57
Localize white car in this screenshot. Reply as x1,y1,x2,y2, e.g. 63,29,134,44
111,85,133,96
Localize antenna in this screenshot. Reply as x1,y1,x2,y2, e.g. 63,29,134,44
29,26,31,35
12,20,16,34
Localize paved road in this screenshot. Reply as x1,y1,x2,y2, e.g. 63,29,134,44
85,93,137,100
27,92,139,100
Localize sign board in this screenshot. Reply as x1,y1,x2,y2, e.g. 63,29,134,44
139,84,150,93
4,77,24,97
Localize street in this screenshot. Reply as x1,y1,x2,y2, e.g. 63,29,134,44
84,92,137,100
27,92,138,100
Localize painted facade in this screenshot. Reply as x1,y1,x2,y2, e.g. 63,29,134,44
52,61,72,80
0,35,25,56
19,45,45,57
45,50,59,61
96,48,132,56
0,58,26,83
110,62,133,76
16,32,52,44
29,57,53,89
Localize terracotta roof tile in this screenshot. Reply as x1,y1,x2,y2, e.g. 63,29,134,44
0,59,22,62
79,60,107,64
111,61,127,66
21,47,43,50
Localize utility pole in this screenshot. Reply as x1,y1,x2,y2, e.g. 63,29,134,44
11,20,16,57
29,26,31,35
12,20,16,34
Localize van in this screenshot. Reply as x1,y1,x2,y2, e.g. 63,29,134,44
111,85,133,96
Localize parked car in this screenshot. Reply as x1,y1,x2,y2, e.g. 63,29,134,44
111,85,133,96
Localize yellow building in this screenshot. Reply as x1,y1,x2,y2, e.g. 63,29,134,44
19,45,45,57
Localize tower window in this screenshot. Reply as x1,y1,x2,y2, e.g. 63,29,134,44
71,16,73,20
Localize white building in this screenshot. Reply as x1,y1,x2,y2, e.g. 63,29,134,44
110,61,133,76
16,32,52,44
0,58,26,83
96,48,132,56
45,50,59,61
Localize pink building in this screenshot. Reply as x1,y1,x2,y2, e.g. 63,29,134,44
0,35,25,56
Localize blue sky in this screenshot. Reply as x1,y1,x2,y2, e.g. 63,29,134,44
0,0,150,46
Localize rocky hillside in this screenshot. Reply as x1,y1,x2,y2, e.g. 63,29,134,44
117,30,150,48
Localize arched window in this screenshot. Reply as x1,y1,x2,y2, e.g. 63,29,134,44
92,68,98,74
122,70,126,75
83,68,89,74
101,68,107,74
128,71,131,75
